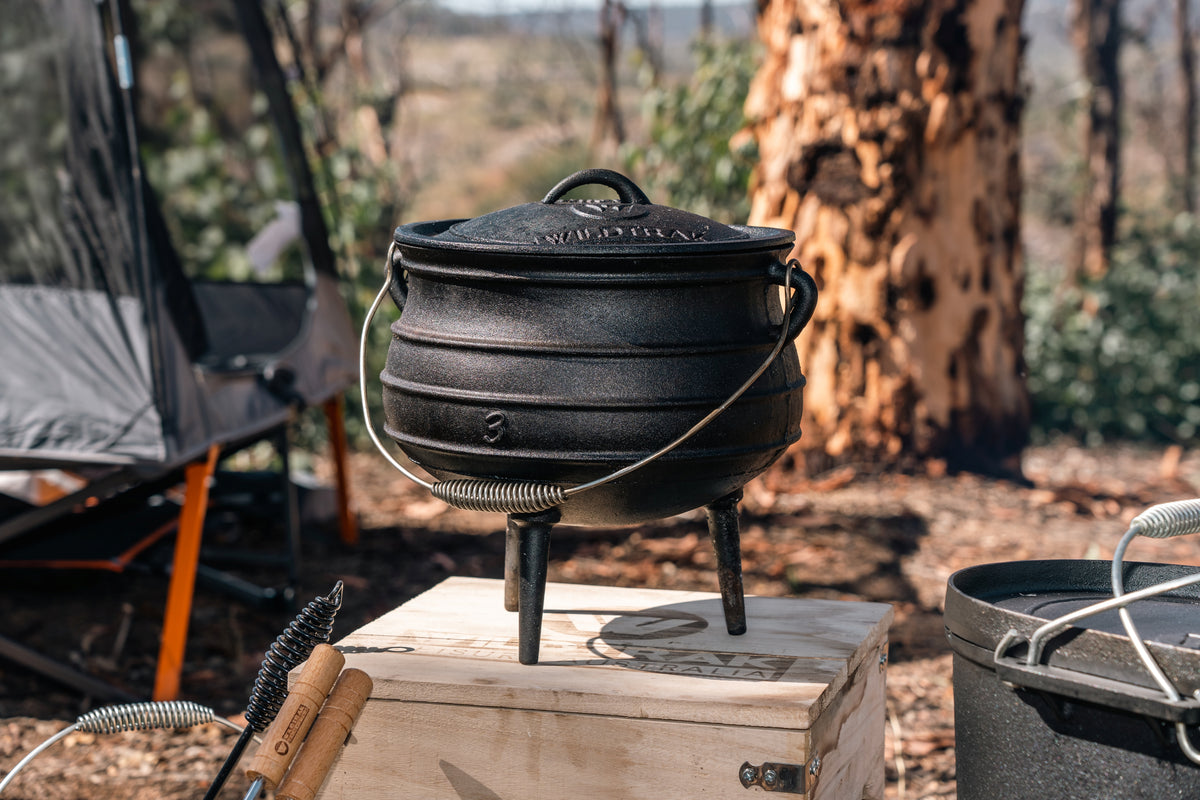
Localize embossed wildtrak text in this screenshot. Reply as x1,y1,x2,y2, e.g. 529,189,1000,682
533,225,710,245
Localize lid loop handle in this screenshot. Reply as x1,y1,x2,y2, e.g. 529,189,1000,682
541,168,652,206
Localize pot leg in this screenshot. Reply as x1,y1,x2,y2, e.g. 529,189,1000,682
509,508,561,665
706,489,746,635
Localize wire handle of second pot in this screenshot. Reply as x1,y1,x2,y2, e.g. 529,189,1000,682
993,498,1200,765
1110,499,1200,699
1110,498,1200,763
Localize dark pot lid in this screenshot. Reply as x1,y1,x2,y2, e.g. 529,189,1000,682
393,168,794,256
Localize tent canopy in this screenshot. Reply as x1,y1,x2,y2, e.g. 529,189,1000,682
0,0,358,473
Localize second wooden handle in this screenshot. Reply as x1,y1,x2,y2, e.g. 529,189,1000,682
245,643,345,789
275,668,373,800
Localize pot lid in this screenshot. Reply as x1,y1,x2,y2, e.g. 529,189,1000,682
393,168,794,255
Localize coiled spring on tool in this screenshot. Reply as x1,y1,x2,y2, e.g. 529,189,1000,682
1130,498,1200,539
0,702,242,795
430,479,567,514
200,580,345,800
76,700,219,734
243,580,343,732
1,584,348,798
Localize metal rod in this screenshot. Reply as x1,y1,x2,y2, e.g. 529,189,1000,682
1110,506,1200,766
0,633,135,702
242,776,265,800
0,726,79,794
206,729,255,800
1007,571,1200,666
0,702,243,794
203,583,343,800
277,428,302,594
504,517,520,612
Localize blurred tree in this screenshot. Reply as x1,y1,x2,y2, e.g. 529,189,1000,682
699,0,714,41
1071,0,1122,278
1178,0,1196,213
746,0,1029,476
626,2,664,87
268,0,418,446
591,0,627,153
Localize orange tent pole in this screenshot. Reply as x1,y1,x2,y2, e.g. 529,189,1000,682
324,395,358,545
152,444,219,701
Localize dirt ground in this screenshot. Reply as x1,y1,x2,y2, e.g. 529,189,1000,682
1,441,1200,799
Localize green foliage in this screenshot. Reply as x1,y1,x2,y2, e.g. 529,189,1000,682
623,39,760,223
1024,213,1200,445
135,0,304,283
144,95,304,281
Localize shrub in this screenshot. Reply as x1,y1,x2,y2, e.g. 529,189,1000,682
1024,213,1200,445
622,39,760,224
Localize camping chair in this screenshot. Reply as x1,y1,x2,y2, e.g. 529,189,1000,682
0,0,359,700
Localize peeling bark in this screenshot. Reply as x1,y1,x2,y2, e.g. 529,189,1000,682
747,0,1029,475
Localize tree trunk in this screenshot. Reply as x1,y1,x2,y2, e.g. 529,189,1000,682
746,0,1029,476
1178,0,1196,213
591,0,627,153
1071,0,1121,278
341,0,390,166
627,4,664,87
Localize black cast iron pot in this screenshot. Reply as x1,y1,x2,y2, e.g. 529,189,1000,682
370,168,817,663
380,168,816,526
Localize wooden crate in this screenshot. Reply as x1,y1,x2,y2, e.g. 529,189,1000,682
319,577,892,800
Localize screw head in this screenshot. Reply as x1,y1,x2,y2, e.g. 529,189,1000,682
809,755,822,777
762,768,778,787
740,766,758,784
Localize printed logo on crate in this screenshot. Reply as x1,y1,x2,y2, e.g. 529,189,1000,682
351,607,801,681
543,608,709,640
583,641,800,681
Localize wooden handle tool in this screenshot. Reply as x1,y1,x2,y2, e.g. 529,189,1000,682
275,668,373,800
242,643,345,798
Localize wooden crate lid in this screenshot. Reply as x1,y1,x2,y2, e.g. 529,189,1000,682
335,577,892,729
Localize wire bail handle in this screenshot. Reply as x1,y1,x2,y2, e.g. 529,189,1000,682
359,242,815,515
993,498,1200,764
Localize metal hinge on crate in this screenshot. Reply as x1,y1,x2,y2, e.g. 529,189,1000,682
738,754,820,794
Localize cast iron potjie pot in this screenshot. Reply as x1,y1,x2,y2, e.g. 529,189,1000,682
380,169,816,525
372,168,817,663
